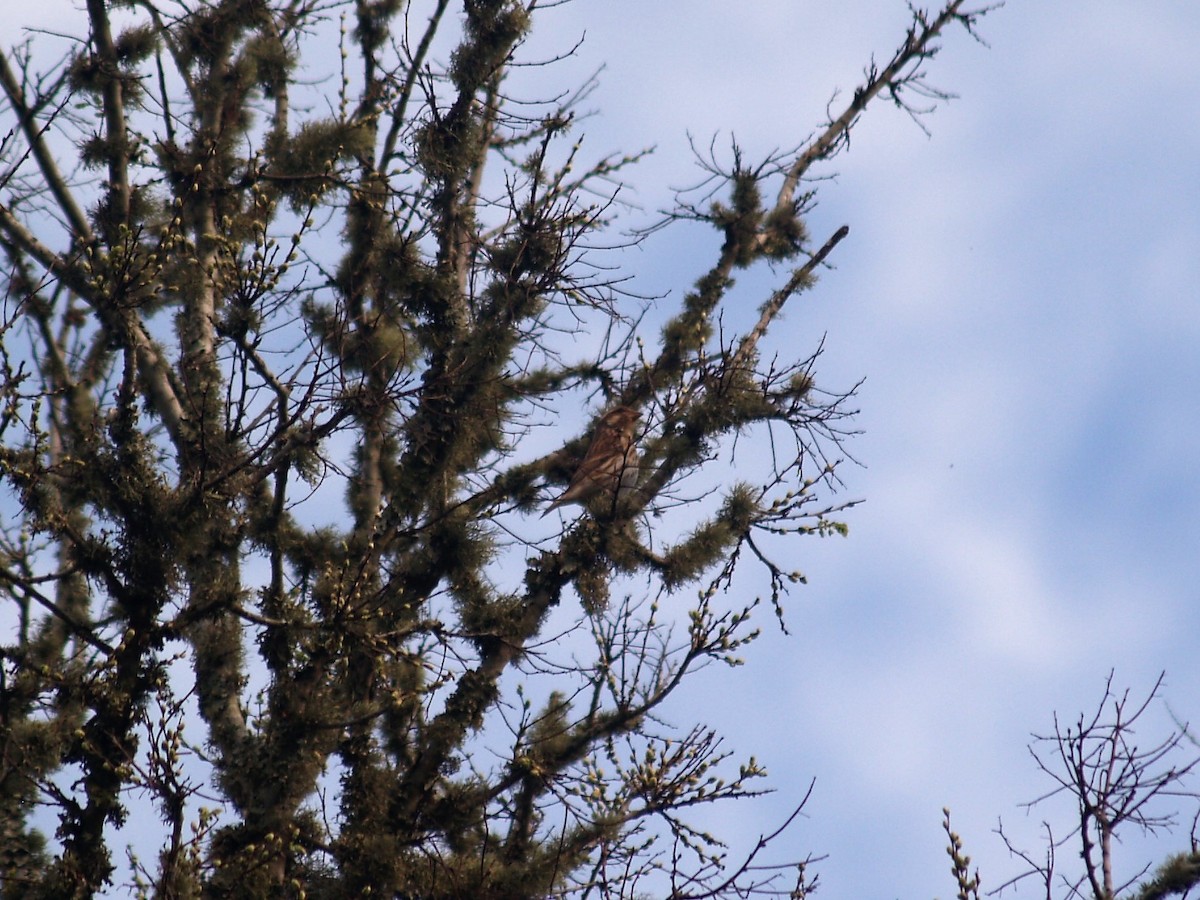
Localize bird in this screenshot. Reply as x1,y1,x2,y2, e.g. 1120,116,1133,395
543,405,641,516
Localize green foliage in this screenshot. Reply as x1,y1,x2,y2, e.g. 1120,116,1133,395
1134,852,1200,900
659,486,757,591
712,169,767,268
0,0,996,896
270,120,372,209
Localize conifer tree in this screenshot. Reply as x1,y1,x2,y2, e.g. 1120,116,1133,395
0,2,997,896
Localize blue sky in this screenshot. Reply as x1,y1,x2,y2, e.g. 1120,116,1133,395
3,1,1199,896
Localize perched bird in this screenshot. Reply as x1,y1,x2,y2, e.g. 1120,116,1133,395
543,405,641,516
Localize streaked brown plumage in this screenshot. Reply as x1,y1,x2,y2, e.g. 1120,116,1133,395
543,405,641,515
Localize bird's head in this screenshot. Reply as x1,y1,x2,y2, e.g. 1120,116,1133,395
600,405,641,430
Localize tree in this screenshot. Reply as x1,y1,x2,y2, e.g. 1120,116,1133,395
944,674,1200,900
0,1,998,896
